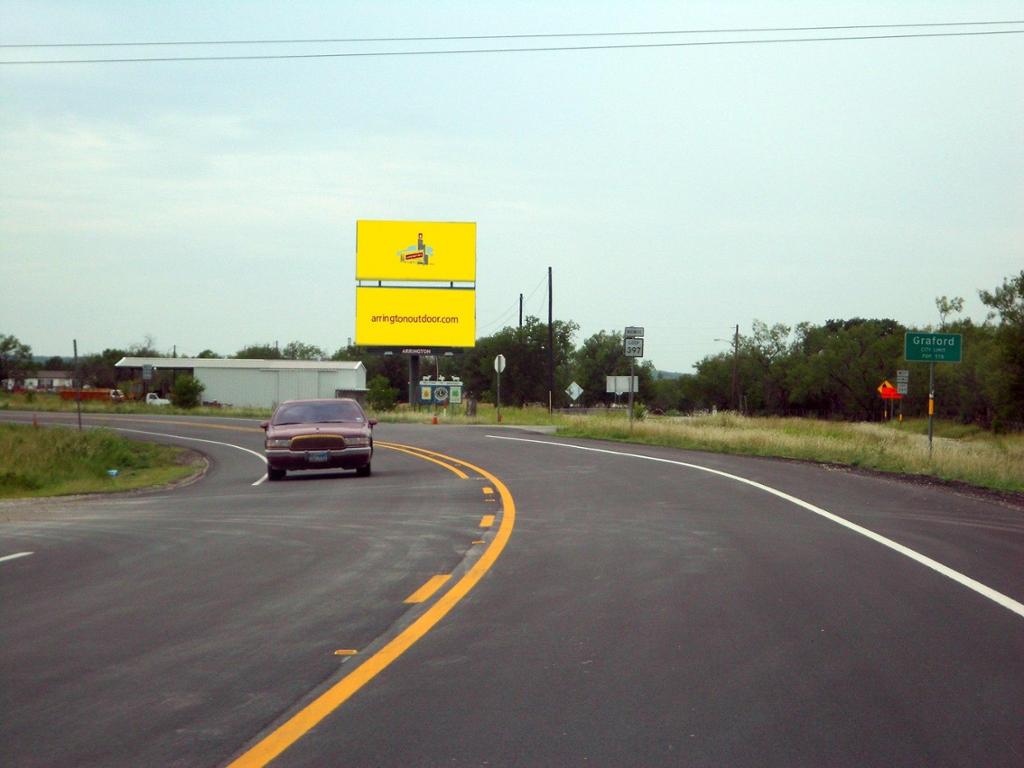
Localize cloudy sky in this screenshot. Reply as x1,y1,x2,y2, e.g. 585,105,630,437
2,1,1021,372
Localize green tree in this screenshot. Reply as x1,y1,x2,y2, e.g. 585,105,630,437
366,374,399,411
935,295,965,329
42,355,67,371
0,334,34,384
784,318,905,419
332,345,408,402
196,349,219,359
647,374,694,414
76,348,130,388
739,321,792,413
571,330,655,407
235,343,282,359
457,317,578,407
282,340,325,360
691,353,733,412
979,270,1024,428
171,375,205,409
127,335,161,357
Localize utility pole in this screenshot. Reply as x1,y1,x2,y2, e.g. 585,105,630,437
73,339,82,432
547,267,554,413
731,324,740,412
518,293,523,330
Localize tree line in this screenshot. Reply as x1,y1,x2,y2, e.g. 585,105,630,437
3,271,1020,429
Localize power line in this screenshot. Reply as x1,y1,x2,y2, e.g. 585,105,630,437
2,19,1021,48
479,302,519,333
2,29,1022,65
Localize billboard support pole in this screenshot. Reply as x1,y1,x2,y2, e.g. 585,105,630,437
409,355,420,410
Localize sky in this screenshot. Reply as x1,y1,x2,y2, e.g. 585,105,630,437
2,1,1021,372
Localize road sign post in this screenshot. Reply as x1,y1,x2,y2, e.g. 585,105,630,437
494,354,506,423
896,370,909,423
624,328,644,428
905,332,962,458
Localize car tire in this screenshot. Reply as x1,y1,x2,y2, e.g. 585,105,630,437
355,463,371,477
267,466,286,482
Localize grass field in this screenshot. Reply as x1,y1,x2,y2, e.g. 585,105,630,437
368,405,1024,493
4,394,1021,495
0,392,270,420
0,423,201,499
555,413,1024,494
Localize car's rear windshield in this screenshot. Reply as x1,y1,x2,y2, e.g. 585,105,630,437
273,401,364,425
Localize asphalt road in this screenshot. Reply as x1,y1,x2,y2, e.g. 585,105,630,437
0,411,1021,767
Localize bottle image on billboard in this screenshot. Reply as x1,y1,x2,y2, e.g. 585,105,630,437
399,232,432,266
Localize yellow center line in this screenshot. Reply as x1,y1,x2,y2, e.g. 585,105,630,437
403,574,452,604
378,442,469,479
479,514,496,528
226,443,516,768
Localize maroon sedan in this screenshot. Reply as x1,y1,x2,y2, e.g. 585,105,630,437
261,398,376,481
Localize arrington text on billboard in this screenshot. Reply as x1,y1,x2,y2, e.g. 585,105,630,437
355,286,475,347
370,313,461,325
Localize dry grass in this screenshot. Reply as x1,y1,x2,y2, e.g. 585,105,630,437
375,405,1023,492
556,413,1024,493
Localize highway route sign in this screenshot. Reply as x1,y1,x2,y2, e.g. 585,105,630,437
624,338,644,358
896,369,909,395
624,326,644,338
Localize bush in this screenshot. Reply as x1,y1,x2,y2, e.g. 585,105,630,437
366,375,399,411
171,376,205,409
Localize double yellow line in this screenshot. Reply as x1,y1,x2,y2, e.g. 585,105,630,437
227,441,516,767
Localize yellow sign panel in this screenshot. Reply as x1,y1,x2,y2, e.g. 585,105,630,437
355,287,476,347
356,220,476,282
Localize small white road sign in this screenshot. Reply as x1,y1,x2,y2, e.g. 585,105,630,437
624,338,644,358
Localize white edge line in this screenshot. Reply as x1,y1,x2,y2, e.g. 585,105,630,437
488,435,1024,619
109,427,268,486
0,551,34,564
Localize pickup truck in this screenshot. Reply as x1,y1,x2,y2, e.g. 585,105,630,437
145,393,171,406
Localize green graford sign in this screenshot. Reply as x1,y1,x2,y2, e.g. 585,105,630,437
904,332,963,363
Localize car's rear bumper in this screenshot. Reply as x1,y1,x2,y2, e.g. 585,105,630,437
266,447,372,471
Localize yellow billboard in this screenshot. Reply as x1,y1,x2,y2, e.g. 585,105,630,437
355,287,476,348
356,220,476,282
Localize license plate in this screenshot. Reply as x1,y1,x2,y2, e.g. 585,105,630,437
307,451,330,463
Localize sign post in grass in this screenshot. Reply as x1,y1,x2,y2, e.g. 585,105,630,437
904,332,963,458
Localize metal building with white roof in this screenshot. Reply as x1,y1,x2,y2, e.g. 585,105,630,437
115,357,367,409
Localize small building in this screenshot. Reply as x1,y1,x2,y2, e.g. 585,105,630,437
25,370,75,391
115,357,367,409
